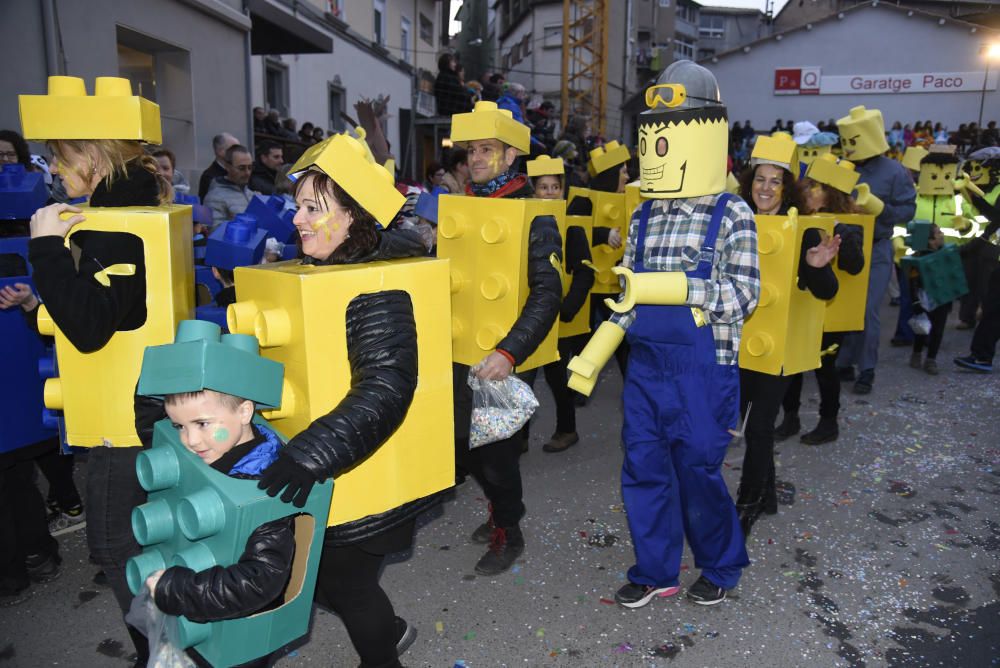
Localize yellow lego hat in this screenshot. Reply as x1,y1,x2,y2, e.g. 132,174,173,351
805,154,860,194
288,128,404,227
587,141,631,177
527,155,565,177
19,76,162,144
836,105,889,161
450,101,530,154
901,146,929,172
750,133,799,173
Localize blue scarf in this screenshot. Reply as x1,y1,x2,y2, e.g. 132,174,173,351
229,424,282,477
469,168,518,197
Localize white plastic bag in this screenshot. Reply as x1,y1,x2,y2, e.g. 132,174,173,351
908,312,932,336
125,587,196,668
468,370,539,448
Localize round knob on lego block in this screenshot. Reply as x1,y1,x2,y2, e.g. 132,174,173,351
178,488,227,541
172,542,218,573
758,283,777,307
48,76,86,96
744,333,774,358
126,551,166,595
450,269,467,295
476,324,504,351
94,77,133,96
596,268,615,285
601,203,621,222
227,300,259,336
481,218,509,244
480,274,510,300
758,231,784,255
261,379,296,420
177,618,211,649
438,213,466,239
452,316,464,340
255,308,291,347
38,354,56,379
175,319,221,344
136,448,180,492
36,305,55,335
222,333,259,354
132,499,175,546
43,378,63,410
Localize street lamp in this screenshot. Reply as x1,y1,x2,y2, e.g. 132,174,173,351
978,42,1000,130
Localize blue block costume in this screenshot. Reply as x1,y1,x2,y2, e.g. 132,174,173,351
622,197,748,590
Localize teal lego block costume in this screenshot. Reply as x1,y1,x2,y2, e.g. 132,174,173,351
901,245,969,308
904,220,933,253
127,320,333,667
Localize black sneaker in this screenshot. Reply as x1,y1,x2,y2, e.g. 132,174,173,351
686,575,727,605
954,355,993,373
0,576,32,607
394,616,416,657
774,414,800,442
852,369,874,395
474,525,524,576
800,419,839,445
837,366,855,382
25,552,62,584
614,582,679,609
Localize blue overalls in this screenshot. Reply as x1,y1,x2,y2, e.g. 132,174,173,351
621,195,750,590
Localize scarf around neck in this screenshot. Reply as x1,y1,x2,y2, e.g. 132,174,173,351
469,168,519,197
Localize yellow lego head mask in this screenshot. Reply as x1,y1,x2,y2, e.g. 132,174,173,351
916,153,959,197
638,60,728,198
288,127,404,227
450,101,530,154
963,159,993,185
901,146,929,173
19,76,162,143
799,145,832,165
527,155,565,177
588,141,630,177
836,106,889,161
805,154,860,194
751,133,799,173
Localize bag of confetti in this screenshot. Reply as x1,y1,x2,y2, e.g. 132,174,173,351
468,370,539,448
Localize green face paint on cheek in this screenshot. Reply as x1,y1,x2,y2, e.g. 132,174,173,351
213,427,230,443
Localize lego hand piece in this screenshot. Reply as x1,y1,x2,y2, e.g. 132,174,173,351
567,322,626,396
854,183,884,217
258,454,319,508
605,268,687,314
952,215,973,234
954,173,985,198
29,203,86,240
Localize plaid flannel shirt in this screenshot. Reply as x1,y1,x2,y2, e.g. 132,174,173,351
608,193,760,365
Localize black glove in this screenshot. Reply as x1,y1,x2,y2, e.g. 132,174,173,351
258,454,317,508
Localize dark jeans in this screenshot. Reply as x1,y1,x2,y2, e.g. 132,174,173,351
0,458,59,583
590,294,630,375
454,363,527,528
35,439,82,510
739,369,789,493
86,446,147,614
894,264,915,342
959,242,999,324
522,334,588,435
913,302,952,359
971,264,1000,362
783,332,845,421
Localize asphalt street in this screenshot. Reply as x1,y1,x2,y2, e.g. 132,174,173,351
2,300,998,668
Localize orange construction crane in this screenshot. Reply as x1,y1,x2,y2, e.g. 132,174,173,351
560,0,609,137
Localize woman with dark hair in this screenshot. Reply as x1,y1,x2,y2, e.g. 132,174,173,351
257,153,428,667
441,147,469,194
434,52,472,117
736,142,840,537
0,129,33,168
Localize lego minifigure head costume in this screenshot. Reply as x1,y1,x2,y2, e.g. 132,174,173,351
450,101,530,184
638,60,728,198
796,130,839,166
836,106,889,162
917,152,960,197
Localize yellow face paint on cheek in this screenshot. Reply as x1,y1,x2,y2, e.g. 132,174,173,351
310,213,334,241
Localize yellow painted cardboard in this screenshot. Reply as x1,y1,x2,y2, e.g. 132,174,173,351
450,101,530,154
819,213,874,332
568,187,630,294
560,214,593,338
739,212,834,375
527,155,565,177
36,207,194,446
917,162,959,197
799,144,832,166
751,133,799,172
963,159,992,186
638,107,728,198
19,76,161,143
837,106,889,162
437,195,566,370
806,154,860,194
227,258,454,526
587,141,630,177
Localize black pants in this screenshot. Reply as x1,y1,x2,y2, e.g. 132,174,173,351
971,263,1000,362
913,302,952,359
523,334,587,435
959,242,999,324
739,369,789,493
34,439,82,510
453,363,526,528
315,526,413,668
590,294,630,376
0,457,59,584
783,332,845,421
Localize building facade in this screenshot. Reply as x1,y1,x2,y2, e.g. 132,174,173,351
697,7,773,60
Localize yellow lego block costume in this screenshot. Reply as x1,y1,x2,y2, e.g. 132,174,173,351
227,258,454,526
567,187,630,295
527,155,565,177
751,133,799,170
821,213,874,332
437,195,566,370
588,141,631,178
902,146,929,173
19,76,162,143
739,211,834,375
450,101,530,153
37,208,194,446
806,154,860,194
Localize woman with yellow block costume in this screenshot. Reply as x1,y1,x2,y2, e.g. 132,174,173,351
736,134,842,537
253,130,427,667
17,75,174,664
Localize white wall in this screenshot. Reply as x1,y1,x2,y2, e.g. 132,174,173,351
705,6,1000,131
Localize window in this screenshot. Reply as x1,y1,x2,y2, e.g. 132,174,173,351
265,58,289,115
677,3,696,23
419,12,433,44
329,81,346,132
401,17,412,63
674,36,695,60
522,31,532,56
659,0,670,7
699,15,725,39
327,0,344,18
374,0,386,46
543,25,561,49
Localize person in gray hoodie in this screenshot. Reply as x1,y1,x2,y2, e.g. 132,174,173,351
204,144,258,228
